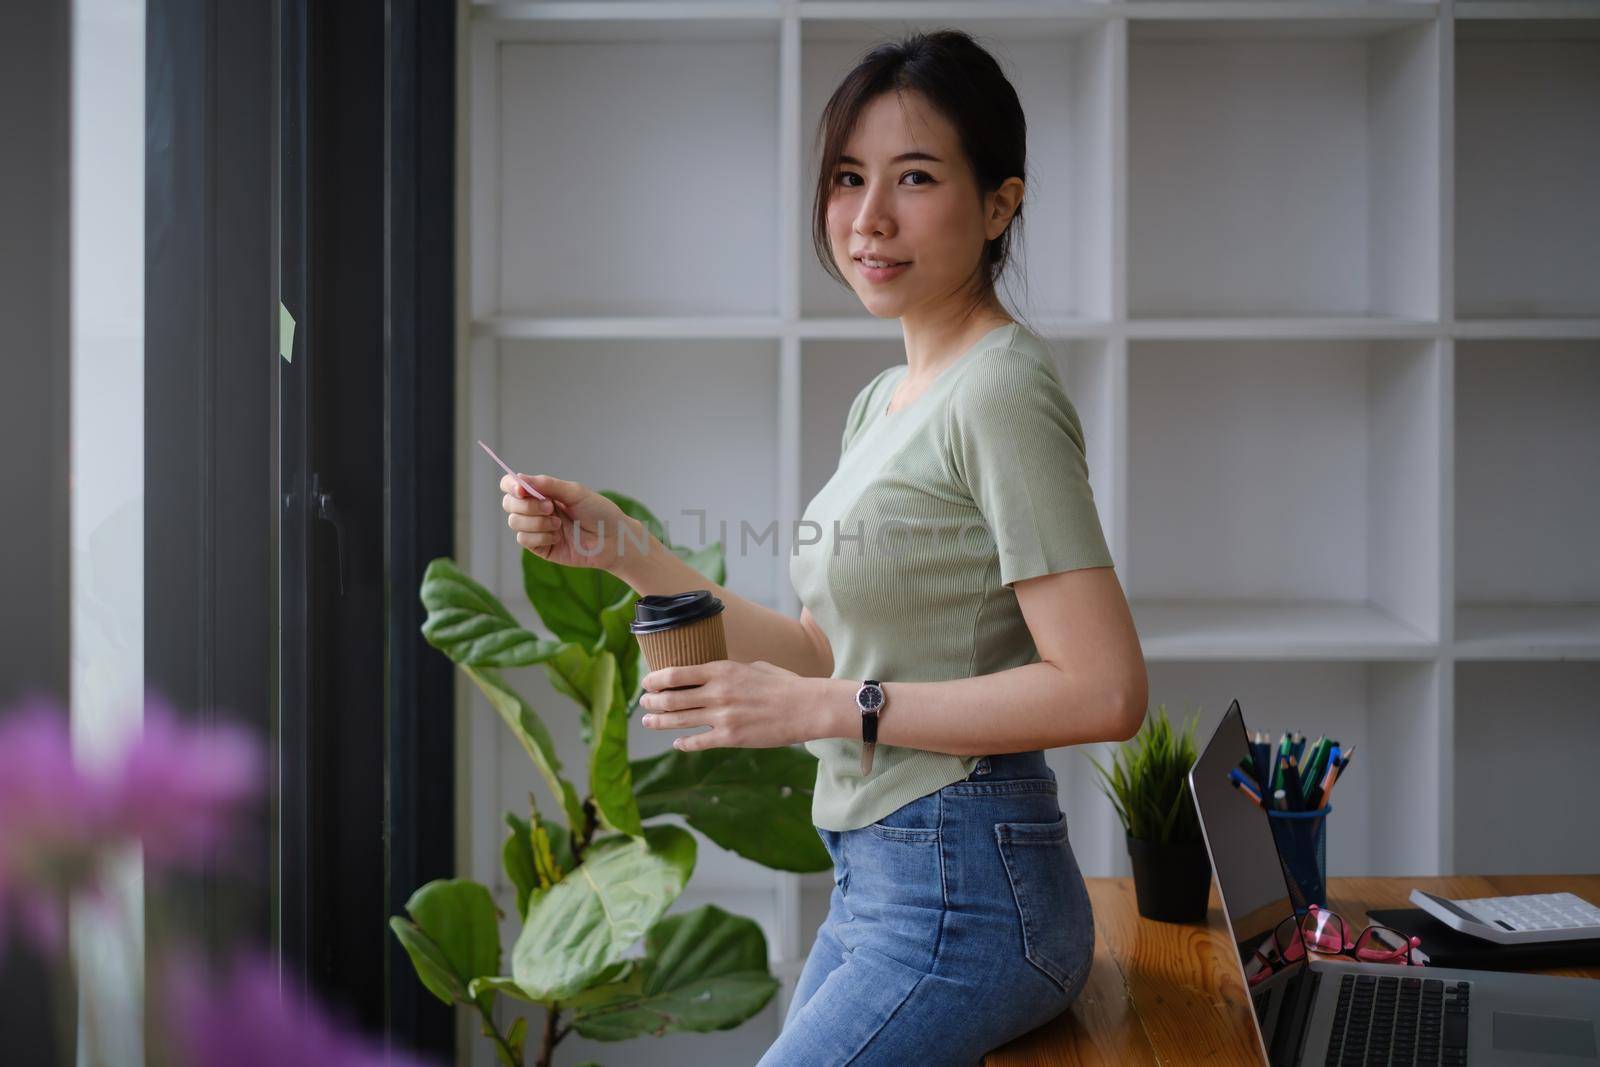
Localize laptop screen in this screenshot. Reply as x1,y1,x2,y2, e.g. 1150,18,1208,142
1189,700,1311,1064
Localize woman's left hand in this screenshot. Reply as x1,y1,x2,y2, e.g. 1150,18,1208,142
639,660,816,752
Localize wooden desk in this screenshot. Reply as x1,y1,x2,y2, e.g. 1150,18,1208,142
986,874,1600,1066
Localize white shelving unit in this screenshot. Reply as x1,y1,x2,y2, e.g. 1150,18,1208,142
454,3,1599,1062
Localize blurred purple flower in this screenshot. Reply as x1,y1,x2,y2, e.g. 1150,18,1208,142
0,691,264,959
167,952,442,1067
0,697,104,956
107,693,263,869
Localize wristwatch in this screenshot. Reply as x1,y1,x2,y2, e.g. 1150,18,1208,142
855,679,886,776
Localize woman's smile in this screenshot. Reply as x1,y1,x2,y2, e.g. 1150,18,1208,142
855,256,911,284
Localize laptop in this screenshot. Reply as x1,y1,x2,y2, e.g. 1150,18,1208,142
1189,700,1600,1066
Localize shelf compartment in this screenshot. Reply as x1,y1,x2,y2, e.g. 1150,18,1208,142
1455,603,1600,660
493,25,781,316
1128,340,1444,645
795,315,1116,340
472,315,788,340
1120,0,1446,8
1136,660,1445,876
1455,340,1600,650
475,6,784,33
1455,21,1600,319
800,18,1117,320
1452,318,1600,341
1454,662,1600,874
492,337,784,605
1135,599,1435,659
1129,18,1440,318
1455,4,1600,20
468,315,1120,341
1125,316,1442,341
1454,342,1600,594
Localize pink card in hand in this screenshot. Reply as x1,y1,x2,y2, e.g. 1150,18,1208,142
477,440,570,515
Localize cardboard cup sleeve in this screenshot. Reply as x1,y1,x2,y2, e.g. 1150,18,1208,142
634,612,726,685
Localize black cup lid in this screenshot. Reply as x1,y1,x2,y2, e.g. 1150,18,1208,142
629,590,724,635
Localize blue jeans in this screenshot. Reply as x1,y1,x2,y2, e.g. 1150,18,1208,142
757,750,1095,1066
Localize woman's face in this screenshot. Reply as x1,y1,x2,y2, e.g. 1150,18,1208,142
826,90,1018,320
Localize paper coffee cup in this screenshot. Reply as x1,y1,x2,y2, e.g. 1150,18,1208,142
630,590,727,686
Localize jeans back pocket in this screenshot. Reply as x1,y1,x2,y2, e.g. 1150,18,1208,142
994,811,1093,995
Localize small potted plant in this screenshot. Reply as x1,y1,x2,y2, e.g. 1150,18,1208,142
1086,705,1211,923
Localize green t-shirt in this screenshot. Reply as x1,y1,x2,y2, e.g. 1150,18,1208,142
790,322,1115,831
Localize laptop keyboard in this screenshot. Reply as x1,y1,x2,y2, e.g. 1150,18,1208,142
1325,974,1473,1066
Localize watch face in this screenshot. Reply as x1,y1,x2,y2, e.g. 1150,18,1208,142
858,684,884,712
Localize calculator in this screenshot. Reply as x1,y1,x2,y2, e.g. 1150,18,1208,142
1410,889,1600,945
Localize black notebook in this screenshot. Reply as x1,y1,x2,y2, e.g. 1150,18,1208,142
1369,906,1600,971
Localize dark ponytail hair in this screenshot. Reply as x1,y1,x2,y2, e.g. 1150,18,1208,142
811,29,1033,332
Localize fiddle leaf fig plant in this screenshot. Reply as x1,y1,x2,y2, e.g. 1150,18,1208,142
391,490,829,1067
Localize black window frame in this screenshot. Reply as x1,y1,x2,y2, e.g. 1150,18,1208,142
145,0,456,1058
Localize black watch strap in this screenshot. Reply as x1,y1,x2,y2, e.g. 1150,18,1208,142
859,679,883,776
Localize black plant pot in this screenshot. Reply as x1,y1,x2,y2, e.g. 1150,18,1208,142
1125,832,1212,923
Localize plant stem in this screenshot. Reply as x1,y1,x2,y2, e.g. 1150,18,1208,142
474,997,520,1066
536,1005,565,1067
575,797,598,860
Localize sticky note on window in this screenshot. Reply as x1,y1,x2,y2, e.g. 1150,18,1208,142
279,301,296,363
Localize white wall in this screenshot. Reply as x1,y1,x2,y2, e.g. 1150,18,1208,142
70,1,146,1064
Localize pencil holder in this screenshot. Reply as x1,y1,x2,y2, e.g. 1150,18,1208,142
1267,805,1331,912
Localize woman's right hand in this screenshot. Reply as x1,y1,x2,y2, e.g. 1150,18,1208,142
500,472,639,573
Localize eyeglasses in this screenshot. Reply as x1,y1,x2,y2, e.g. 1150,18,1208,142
1245,905,1426,986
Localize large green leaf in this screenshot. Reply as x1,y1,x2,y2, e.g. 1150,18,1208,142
390,918,462,1007
529,639,626,749
556,960,640,1013
466,975,543,1005
511,824,696,1001
631,748,828,872
463,665,586,833
611,651,635,727
597,587,638,656
597,588,643,712
419,557,562,667
389,879,502,1011
587,652,642,838
465,957,632,1009
541,641,593,705
538,637,632,748
521,542,632,652
503,813,538,920
537,641,601,744
568,904,779,1041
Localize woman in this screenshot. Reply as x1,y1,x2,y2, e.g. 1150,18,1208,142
499,29,1146,1065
